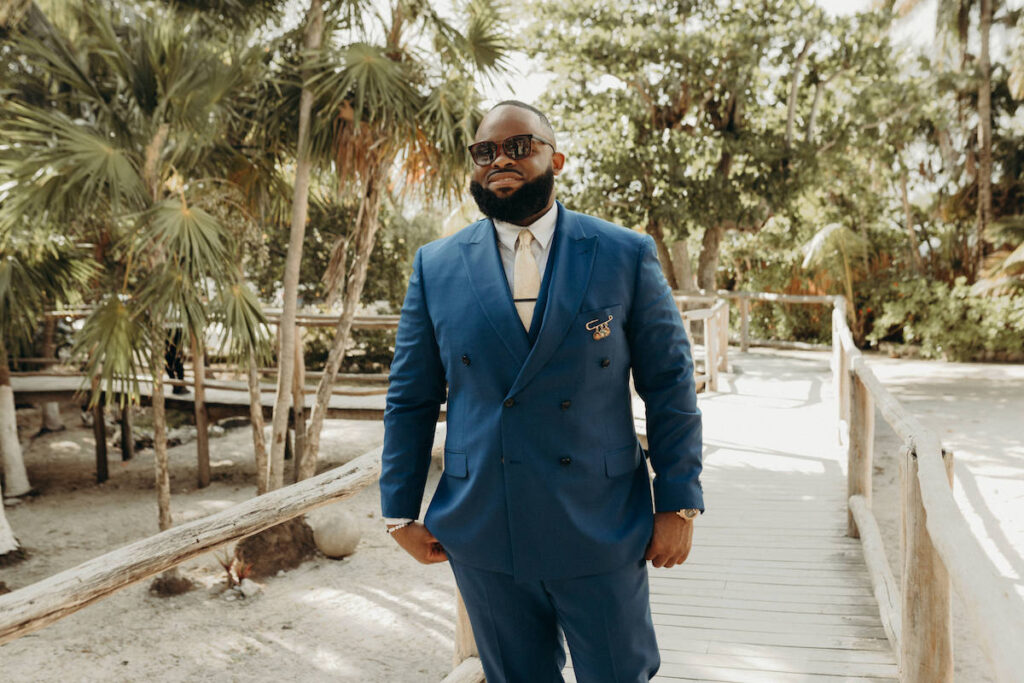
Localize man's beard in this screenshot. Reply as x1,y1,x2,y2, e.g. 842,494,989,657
469,168,555,224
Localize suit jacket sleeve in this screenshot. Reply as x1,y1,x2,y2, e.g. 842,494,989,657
626,235,704,513
380,247,447,519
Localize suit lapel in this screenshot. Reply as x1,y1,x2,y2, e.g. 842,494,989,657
459,219,531,365
508,204,598,398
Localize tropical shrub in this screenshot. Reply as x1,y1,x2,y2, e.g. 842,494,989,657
867,278,1024,361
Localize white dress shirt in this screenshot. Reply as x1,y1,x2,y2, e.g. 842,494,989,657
492,203,558,292
384,204,559,528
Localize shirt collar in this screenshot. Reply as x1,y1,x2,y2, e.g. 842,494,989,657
492,203,558,252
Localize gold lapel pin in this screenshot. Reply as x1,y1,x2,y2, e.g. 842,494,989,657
586,315,613,341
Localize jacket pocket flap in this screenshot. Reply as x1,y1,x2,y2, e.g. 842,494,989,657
444,449,468,478
605,443,641,478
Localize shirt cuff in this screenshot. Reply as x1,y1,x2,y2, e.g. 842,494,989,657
384,517,415,526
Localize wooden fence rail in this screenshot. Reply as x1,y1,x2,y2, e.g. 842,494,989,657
0,443,384,645
674,298,729,391
832,298,1024,683
675,291,837,352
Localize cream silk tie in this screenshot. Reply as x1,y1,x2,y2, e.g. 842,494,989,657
513,229,541,332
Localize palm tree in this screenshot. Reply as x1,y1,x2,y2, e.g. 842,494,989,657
896,0,999,279
265,0,325,492
1,3,270,553
294,0,511,478
0,232,92,498
0,229,92,561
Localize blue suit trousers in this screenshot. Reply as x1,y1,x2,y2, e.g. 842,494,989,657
449,557,660,683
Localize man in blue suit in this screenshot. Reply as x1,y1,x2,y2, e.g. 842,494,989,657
380,101,704,682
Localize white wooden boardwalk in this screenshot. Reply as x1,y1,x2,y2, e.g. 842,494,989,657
569,349,898,682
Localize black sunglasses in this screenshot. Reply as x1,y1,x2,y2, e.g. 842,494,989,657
467,134,555,166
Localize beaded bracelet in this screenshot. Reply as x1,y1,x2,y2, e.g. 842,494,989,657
386,521,414,535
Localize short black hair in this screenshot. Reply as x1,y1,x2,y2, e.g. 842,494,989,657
489,100,556,146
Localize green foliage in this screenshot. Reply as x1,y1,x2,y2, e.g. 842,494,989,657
0,0,270,402
0,230,94,354
248,196,440,313
526,0,908,288
303,328,395,373
868,278,1024,361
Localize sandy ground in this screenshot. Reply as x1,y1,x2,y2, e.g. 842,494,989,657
862,355,1024,683
2,404,457,682
2,351,1022,682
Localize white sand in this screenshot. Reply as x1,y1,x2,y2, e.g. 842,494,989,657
2,404,456,682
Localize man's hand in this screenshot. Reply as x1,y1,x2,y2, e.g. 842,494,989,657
389,522,449,564
645,511,694,568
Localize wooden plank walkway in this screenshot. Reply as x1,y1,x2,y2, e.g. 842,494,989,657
569,349,898,682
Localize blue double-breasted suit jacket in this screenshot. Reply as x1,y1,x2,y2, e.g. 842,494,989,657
380,203,703,582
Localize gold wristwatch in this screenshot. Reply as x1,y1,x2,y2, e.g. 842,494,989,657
676,508,700,521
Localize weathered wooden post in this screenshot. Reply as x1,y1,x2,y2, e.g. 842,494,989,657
453,589,478,667
739,295,750,352
832,302,850,445
706,316,719,392
292,326,307,481
900,447,954,682
119,400,133,461
847,372,874,538
717,303,729,372
91,375,108,484
191,332,210,489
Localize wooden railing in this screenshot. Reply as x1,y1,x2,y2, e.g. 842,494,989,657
675,297,729,391
831,298,1024,683
675,290,837,352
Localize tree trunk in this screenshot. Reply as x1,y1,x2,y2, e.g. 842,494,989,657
267,0,324,492
190,332,210,489
0,340,31,497
302,161,386,477
0,478,19,557
786,40,811,149
248,352,269,495
697,224,725,292
670,239,697,293
646,216,678,289
976,0,993,281
151,334,172,532
900,169,925,273
39,314,63,433
291,326,306,482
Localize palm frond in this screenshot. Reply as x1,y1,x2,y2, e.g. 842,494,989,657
986,215,1024,248
0,103,148,226
144,198,230,283
213,278,273,364
0,230,95,351
309,43,418,128
800,223,870,269
461,0,513,77
71,293,151,407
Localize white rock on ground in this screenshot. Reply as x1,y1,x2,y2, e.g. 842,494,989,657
306,504,361,558
239,578,262,599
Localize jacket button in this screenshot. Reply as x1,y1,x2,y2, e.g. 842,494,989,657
600,358,611,368
504,398,515,408
560,400,571,411
462,354,471,366
559,457,572,466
